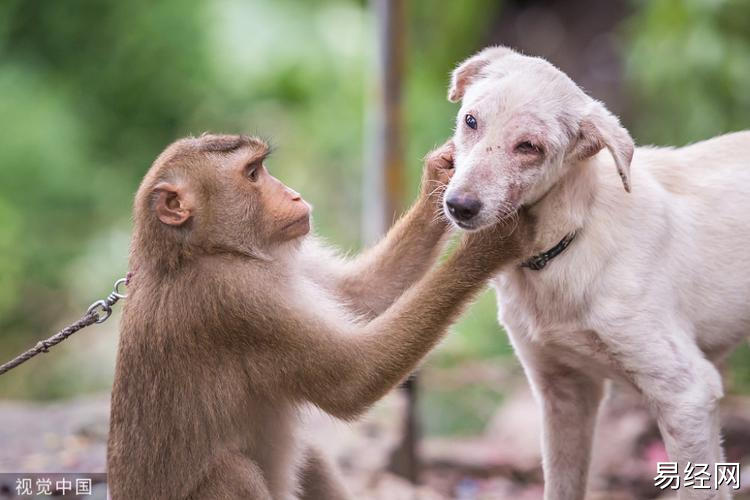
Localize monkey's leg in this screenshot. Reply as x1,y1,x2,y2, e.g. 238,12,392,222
186,452,272,500
299,446,351,500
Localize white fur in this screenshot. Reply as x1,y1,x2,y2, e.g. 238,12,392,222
447,46,750,500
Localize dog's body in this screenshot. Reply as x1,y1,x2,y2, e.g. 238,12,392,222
445,46,750,500
499,132,750,372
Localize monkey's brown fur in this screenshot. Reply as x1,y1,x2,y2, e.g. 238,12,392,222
107,134,532,499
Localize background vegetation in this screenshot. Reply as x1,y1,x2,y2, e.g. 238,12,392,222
1,0,749,438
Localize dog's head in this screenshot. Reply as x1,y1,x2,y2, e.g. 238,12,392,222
444,46,634,230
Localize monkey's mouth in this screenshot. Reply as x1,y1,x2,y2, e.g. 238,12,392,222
283,213,311,232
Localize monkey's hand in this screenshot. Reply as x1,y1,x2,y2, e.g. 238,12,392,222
456,207,536,272
419,140,455,220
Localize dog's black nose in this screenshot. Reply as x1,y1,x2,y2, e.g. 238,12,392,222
446,194,482,222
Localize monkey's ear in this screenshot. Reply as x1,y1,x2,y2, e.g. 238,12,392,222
153,182,194,226
448,46,512,102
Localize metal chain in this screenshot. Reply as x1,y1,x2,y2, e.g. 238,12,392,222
0,275,130,376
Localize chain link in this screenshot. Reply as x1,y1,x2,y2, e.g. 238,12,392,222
0,275,130,376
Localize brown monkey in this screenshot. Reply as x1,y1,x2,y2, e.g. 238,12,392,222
107,134,532,500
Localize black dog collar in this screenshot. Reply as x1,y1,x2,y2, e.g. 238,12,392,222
520,231,577,271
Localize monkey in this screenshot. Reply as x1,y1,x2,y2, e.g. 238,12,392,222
107,133,534,500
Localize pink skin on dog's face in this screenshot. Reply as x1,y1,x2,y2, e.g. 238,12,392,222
443,47,632,231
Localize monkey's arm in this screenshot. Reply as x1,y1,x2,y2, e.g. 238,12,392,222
305,143,454,318
242,225,524,421
305,199,448,318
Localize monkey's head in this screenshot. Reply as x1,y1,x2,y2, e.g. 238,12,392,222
132,134,311,270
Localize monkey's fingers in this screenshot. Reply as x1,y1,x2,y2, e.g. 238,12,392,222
438,153,455,169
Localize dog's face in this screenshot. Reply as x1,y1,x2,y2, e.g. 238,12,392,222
444,46,634,230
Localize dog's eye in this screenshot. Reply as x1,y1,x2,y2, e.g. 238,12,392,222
515,141,543,155
465,114,477,130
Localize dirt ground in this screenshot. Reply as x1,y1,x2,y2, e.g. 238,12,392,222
1,386,749,499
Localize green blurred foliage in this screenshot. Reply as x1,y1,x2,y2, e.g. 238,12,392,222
0,0,493,399
0,0,218,398
625,0,750,145
0,0,749,439
421,381,505,437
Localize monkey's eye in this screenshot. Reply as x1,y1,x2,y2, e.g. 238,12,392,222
245,163,261,182
465,113,478,130
515,141,544,156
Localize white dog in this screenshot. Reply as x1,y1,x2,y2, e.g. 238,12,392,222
444,46,750,500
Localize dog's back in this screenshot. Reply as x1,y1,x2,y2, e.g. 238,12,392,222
635,130,750,356
641,130,750,196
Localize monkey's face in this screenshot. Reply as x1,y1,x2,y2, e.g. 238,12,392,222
237,156,311,243
145,134,311,261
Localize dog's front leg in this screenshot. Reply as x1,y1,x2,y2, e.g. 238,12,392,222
526,358,604,500
540,370,603,500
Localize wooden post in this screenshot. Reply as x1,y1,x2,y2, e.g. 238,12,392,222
363,0,421,484
363,0,406,242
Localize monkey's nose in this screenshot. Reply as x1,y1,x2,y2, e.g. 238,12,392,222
446,194,482,222
286,187,302,201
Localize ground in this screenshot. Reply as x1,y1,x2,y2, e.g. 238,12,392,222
2,384,750,499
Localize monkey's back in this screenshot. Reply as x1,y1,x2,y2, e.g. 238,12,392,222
107,265,268,499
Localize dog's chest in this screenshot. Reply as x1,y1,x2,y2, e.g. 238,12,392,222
492,272,621,376
493,268,586,336
492,268,616,363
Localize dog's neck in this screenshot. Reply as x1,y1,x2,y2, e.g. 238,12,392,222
525,155,600,258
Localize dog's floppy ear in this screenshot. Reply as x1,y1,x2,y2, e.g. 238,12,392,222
448,46,512,103
572,102,634,192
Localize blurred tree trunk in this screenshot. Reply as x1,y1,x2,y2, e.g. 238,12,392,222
489,0,631,120
364,0,421,485
364,0,407,237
